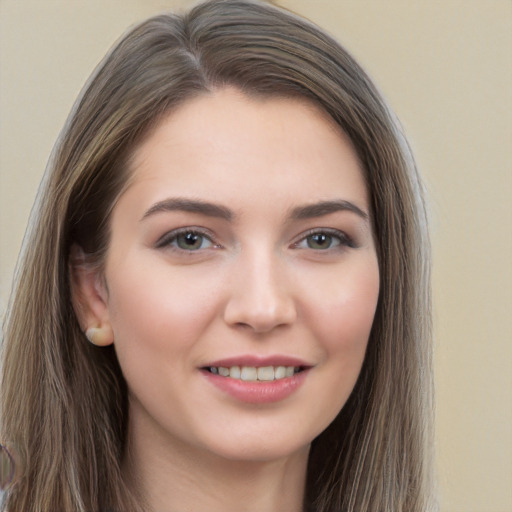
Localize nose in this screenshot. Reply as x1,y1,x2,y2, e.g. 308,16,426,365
223,250,297,334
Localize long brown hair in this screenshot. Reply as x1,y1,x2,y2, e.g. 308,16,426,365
1,1,435,510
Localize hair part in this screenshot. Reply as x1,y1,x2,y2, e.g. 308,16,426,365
1,1,435,510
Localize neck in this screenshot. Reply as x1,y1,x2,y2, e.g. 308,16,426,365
123,421,309,512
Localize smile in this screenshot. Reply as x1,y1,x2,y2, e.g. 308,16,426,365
206,365,303,381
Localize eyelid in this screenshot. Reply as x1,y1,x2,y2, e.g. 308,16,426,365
154,226,355,252
155,226,219,250
291,227,356,250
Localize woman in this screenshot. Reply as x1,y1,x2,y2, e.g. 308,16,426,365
0,0,435,510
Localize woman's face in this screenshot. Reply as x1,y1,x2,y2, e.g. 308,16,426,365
97,88,379,462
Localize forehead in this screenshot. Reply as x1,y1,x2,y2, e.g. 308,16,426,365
124,87,368,213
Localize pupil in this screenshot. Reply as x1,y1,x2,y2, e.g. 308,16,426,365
178,232,201,249
185,233,198,245
309,234,330,249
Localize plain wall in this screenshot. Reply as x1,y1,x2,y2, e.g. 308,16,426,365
0,1,510,511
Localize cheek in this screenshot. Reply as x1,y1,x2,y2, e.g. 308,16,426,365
302,257,379,360
289,258,379,439
104,256,223,356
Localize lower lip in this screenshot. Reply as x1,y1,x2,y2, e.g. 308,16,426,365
201,369,309,404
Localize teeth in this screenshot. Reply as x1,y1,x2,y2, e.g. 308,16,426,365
209,365,300,381
218,367,229,377
230,365,241,379
275,366,286,379
241,367,257,381
257,366,274,381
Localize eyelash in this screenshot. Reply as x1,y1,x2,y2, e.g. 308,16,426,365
155,227,356,253
155,227,218,252
292,228,356,251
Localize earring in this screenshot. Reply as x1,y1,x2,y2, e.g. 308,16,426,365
85,326,113,346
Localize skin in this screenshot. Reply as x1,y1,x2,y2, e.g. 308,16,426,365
73,88,380,512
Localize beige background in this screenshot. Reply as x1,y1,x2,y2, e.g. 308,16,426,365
0,1,510,511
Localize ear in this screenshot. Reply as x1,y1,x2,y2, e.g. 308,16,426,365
69,244,114,346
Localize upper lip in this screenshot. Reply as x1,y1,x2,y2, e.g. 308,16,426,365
202,355,312,368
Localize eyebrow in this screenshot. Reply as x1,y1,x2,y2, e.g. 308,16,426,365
141,198,233,221
290,200,369,221
141,197,368,223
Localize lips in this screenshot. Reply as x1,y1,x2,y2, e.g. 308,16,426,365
200,355,312,403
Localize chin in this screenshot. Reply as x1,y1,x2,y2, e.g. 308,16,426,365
197,428,313,464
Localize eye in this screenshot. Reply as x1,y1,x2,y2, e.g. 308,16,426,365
156,229,215,251
175,231,212,250
304,233,340,250
293,229,355,251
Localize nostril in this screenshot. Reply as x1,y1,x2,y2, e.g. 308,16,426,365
225,311,296,334
222,264,297,332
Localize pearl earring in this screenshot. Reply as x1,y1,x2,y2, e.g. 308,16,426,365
85,327,113,346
